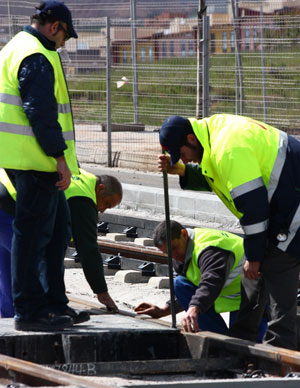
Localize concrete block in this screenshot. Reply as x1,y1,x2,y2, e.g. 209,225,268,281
147,276,170,289
134,237,154,247
105,233,135,242
114,270,149,283
103,265,119,276
64,258,81,269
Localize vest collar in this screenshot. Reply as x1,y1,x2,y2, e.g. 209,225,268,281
24,25,56,51
181,228,194,272
188,118,214,180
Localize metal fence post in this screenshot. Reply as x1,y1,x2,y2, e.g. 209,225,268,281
231,0,244,115
202,14,210,118
260,1,268,122
130,0,139,124
106,16,112,167
196,0,205,119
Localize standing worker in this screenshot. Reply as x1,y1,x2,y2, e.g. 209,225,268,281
158,114,300,350
0,1,79,331
0,168,122,318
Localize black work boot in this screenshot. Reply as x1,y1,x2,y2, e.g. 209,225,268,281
14,312,73,332
60,306,90,324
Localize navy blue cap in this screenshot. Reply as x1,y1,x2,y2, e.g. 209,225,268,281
159,116,193,165
36,1,78,39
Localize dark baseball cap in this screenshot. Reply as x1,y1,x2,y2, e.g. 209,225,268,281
159,115,193,165
35,1,78,39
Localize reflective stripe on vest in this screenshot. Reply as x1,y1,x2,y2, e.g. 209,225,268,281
267,130,288,202
242,220,269,235
0,31,78,174
0,121,74,141
0,168,16,200
0,92,71,114
185,228,244,313
277,204,300,251
230,177,265,200
65,168,97,204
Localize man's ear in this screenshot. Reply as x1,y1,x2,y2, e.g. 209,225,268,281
186,133,198,145
181,228,188,240
96,183,105,195
49,20,59,35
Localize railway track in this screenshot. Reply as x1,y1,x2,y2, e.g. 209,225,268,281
1,295,300,388
2,226,300,387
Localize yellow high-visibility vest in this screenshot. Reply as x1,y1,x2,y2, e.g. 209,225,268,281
65,168,97,204
186,228,244,313
0,31,79,174
189,114,282,219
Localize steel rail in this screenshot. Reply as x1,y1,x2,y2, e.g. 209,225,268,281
0,353,111,388
96,237,169,264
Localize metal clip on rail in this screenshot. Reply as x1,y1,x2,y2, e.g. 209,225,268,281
105,254,122,270
138,262,156,277
123,226,138,238
97,221,109,234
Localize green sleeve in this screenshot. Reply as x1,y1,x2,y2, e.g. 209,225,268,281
179,163,212,192
68,197,108,294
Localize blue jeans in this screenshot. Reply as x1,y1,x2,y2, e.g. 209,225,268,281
0,209,14,318
174,275,238,334
10,170,70,320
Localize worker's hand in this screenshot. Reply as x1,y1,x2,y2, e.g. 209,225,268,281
158,154,186,176
134,302,169,318
243,260,261,280
55,155,71,190
97,292,119,313
181,306,200,333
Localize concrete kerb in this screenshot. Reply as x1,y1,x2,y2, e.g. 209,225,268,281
118,183,240,231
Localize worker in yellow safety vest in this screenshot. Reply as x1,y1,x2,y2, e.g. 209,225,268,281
158,114,300,350
135,220,266,342
0,1,79,331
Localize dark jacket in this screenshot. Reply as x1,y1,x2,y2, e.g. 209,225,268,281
18,25,67,158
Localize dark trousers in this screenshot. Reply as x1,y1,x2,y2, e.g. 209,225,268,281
10,170,70,320
0,209,14,318
228,242,300,350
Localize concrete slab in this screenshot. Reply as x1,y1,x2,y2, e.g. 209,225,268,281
0,313,175,336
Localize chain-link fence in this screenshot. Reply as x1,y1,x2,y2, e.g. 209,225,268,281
1,0,300,171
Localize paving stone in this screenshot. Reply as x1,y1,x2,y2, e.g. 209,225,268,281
114,270,149,283
147,276,170,289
